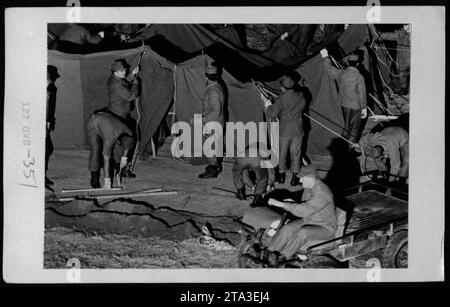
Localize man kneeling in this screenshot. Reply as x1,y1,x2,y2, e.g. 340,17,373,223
87,111,135,188
266,165,337,264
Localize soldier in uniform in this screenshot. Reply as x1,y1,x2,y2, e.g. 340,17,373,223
104,60,140,177
86,112,135,189
198,65,226,179
107,60,140,119
266,165,337,262
232,143,275,207
356,126,409,183
321,50,368,144
45,65,60,189
263,75,306,186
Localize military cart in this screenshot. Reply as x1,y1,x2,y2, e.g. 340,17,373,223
237,181,408,268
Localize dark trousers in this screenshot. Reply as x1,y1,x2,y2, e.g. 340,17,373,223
203,132,223,168
45,131,54,173
87,130,126,175
96,108,137,162
232,157,268,195
341,107,362,143
268,220,334,258
279,136,302,173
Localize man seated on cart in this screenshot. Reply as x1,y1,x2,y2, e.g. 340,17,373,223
266,165,337,264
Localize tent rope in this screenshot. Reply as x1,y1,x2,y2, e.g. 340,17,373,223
369,24,400,66
303,113,356,146
373,60,405,114
254,83,356,147
372,45,410,51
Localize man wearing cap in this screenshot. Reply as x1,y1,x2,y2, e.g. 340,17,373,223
321,49,367,144
263,74,306,186
266,165,337,262
107,60,140,119
86,111,136,189
232,142,276,207
356,126,409,183
198,64,226,179
46,65,60,189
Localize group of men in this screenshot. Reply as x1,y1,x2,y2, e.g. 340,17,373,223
45,43,409,264
86,60,140,188
230,48,409,264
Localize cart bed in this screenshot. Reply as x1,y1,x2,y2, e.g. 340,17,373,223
345,190,408,233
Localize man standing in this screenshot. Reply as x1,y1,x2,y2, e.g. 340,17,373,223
86,112,135,189
105,60,140,177
46,65,60,189
263,75,306,186
198,65,226,179
321,49,368,144
232,144,275,207
266,165,337,262
356,126,409,183
107,60,140,119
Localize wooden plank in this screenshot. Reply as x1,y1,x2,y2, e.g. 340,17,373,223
56,190,178,202
62,187,122,194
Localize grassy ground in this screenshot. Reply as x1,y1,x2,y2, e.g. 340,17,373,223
45,226,383,269
45,227,237,269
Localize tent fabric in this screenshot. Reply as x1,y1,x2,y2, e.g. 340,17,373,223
48,53,85,148
212,26,246,48
48,46,175,152
292,24,371,153
174,55,264,157
48,24,390,158
131,24,292,81
51,23,347,82
176,55,264,124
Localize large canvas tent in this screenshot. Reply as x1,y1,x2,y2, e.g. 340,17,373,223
48,23,398,157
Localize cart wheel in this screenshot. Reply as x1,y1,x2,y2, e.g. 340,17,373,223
382,230,408,268
300,255,344,268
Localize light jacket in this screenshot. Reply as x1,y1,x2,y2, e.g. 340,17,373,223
324,58,367,110
202,81,225,125
359,126,409,176
283,179,337,233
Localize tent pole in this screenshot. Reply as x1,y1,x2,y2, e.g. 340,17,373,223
131,47,146,171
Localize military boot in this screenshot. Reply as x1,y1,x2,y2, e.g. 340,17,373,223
250,194,264,207
235,187,247,200
198,165,219,179
90,171,101,189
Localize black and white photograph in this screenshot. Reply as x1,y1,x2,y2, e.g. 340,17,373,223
3,5,445,284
